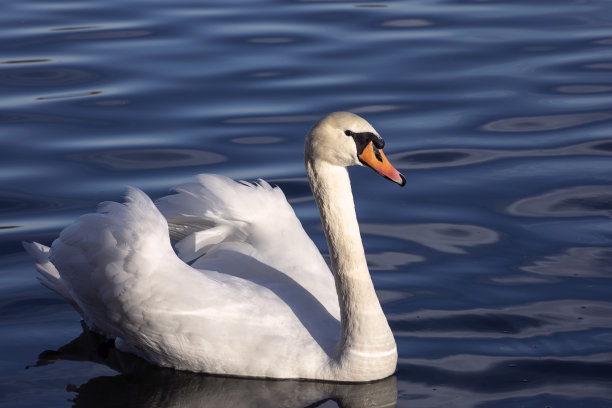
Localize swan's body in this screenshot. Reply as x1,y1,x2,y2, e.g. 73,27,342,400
24,112,405,382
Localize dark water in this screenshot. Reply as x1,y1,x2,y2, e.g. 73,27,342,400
2,0,612,406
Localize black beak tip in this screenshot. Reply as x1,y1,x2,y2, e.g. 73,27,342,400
398,174,406,187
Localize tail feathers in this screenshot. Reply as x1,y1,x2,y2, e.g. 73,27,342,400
22,241,77,309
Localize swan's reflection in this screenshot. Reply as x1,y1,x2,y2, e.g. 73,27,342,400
35,325,397,408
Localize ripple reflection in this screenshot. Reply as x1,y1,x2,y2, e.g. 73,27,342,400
367,251,425,271
507,185,612,218
481,112,612,132
382,19,433,28
0,111,85,124
36,90,102,101
63,29,151,40
50,25,99,32
361,223,499,254
71,148,227,170
556,85,612,94
389,299,612,339
0,67,97,87
247,37,295,44
523,246,612,277
398,355,612,403
0,190,90,213
1,58,51,65
583,62,612,70
225,114,319,124
230,136,283,144
390,139,612,170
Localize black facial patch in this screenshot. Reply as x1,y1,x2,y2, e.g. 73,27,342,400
344,130,385,154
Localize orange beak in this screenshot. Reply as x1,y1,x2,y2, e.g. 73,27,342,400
358,141,406,186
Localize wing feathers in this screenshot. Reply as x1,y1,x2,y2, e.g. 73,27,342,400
23,175,341,376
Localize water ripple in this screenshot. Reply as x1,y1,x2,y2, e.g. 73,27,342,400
398,356,612,404
0,58,51,65
522,246,612,277
225,114,320,124
556,84,612,94
507,185,612,218
0,110,86,125
49,25,100,32
390,299,612,340
70,148,227,170
583,62,612,70
367,251,425,271
0,66,98,87
247,37,295,44
481,111,612,133
35,90,102,101
0,191,90,214
61,29,151,40
390,139,612,170
230,136,284,144
361,223,499,254
382,19,434,28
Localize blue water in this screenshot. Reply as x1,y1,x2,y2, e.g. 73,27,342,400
2,0,612,406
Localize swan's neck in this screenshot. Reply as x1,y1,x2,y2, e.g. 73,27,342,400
306,159,397,380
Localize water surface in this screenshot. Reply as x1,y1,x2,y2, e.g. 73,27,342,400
2,0,612,406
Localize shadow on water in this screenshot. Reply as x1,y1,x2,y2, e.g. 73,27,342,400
32,325,397,408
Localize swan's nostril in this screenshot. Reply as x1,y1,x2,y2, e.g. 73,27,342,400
373,146,383,163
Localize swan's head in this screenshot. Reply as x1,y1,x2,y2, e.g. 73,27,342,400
305,112,406,186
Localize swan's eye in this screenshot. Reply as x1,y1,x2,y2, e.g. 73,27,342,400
344,130,353,136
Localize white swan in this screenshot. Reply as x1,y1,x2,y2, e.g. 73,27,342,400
23,112,405,382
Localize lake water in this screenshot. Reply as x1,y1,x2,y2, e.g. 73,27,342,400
2,0,612,406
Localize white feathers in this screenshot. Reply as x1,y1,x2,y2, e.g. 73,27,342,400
25,175,341,378
156,175,291,261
